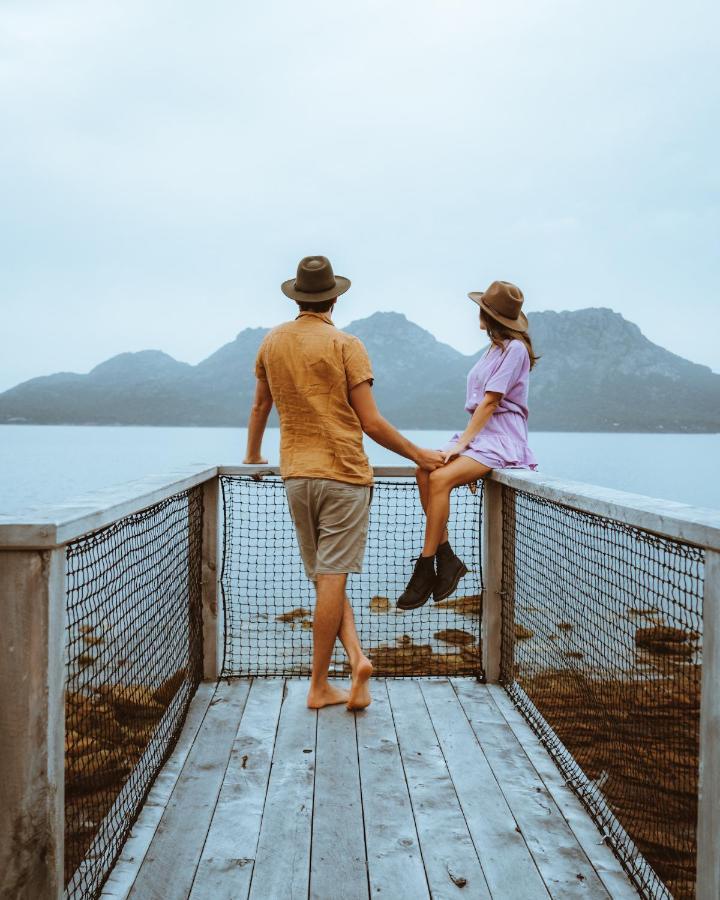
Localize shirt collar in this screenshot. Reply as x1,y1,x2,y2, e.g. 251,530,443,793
296,311,335,326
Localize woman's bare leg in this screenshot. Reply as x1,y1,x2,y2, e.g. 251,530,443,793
416,467,449,545
422,457,491,557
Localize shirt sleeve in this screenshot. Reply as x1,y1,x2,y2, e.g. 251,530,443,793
343,337,374,391
484,340,527,396
254,338,268,381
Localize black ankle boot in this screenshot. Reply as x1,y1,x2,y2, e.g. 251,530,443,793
397,555,436,610
433,541,469,602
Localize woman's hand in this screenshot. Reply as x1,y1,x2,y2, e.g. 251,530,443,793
443,439,469,464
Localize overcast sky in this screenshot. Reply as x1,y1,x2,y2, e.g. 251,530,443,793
1,0,718,392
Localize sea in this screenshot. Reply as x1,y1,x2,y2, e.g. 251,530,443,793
2,425,713,681
1,425,718,516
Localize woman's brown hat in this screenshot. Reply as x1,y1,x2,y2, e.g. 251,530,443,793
281,255,351,303
468,280,528,332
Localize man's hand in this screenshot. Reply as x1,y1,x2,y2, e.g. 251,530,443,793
414,448,446,471
243,456,268,465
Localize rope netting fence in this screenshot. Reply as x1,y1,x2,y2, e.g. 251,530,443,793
64,488,203,900
220,474,484,678
500,487,704,900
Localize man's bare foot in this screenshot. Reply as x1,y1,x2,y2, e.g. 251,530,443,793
347,656,373,711
306,683,350,709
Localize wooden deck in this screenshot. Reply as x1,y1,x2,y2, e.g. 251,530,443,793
100,678,639,900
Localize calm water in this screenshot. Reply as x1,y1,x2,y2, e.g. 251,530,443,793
1,425,718,516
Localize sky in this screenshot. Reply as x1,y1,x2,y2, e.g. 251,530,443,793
1,0,718,392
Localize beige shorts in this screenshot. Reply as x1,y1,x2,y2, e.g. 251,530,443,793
284,478,372,582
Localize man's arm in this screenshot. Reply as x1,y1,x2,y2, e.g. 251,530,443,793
244,378,274,464
349,381,444,471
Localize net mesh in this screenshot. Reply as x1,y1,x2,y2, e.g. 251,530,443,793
220,475,484,678
500,487,703,900
64,487,203,900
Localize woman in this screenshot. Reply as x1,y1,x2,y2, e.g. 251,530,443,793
398,280,538,610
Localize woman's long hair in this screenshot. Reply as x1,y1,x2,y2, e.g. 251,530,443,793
480,310,539,370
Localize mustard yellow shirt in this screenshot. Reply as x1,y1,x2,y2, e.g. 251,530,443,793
255,311,374,485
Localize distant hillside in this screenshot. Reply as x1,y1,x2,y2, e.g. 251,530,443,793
0,308,718,431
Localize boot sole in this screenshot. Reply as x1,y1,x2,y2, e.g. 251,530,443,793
433,564,469,603
397,585,435,611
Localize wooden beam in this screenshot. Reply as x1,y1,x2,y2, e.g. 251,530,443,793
491,469,720,551
127,680,250,900
355,681,429,899
485,684,640,900
248,680,317,900
201,478,221,681
386,679,491,898
0,547,66,899
482,479,503,683
0,465,218,549
190,678,284,900
311,705,368,899
697,548,720,900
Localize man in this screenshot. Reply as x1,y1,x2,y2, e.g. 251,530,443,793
244,255,444,710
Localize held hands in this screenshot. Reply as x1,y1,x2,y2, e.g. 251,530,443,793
415,448,446,471
442,439,469,465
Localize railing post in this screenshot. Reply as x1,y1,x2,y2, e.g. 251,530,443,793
201,477,221,680
482,479,504,683
697,548,720,900
0,545,66,899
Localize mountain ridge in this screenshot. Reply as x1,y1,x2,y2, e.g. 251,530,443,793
1,308,718,432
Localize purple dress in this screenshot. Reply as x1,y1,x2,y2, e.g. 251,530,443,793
444,339,538,470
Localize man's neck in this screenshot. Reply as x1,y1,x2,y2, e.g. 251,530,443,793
296,310,334,325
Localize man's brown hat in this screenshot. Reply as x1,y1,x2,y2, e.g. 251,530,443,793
281,255,351,303
468,280,528,332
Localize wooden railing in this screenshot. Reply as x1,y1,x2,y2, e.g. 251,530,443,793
0,464,718,899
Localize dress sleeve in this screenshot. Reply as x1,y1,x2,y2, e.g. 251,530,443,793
484,340,528,396
343,337,374,391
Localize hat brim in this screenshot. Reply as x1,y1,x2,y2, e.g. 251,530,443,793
468,292,528,333
281,276,351,303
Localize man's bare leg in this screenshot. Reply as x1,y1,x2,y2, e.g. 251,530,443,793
307,573,351,709
338,596,373,710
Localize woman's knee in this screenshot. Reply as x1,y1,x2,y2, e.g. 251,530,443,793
428,468,451,492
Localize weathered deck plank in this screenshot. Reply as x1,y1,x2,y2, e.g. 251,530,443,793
485,685,640,900
420,679,550,899
453,679,612,898
355,681,429,899
100,683,216,900
104,678,639,900
188,678,285,900
387,679,492,899
248,679,317,900
311,703,368,900
127,680,251,900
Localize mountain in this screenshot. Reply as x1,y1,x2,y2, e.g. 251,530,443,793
0,309,718,431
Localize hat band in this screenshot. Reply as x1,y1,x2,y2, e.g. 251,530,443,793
296,276,337,294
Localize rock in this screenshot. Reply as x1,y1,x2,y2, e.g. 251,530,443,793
514,624,534,640
65,748,131,794
369,596,392,613
437,594,482,617
276,607,311,623
153,669,187,705
98,685,165,720
66,692,125,741
635,626,700,645
434,628,477,647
